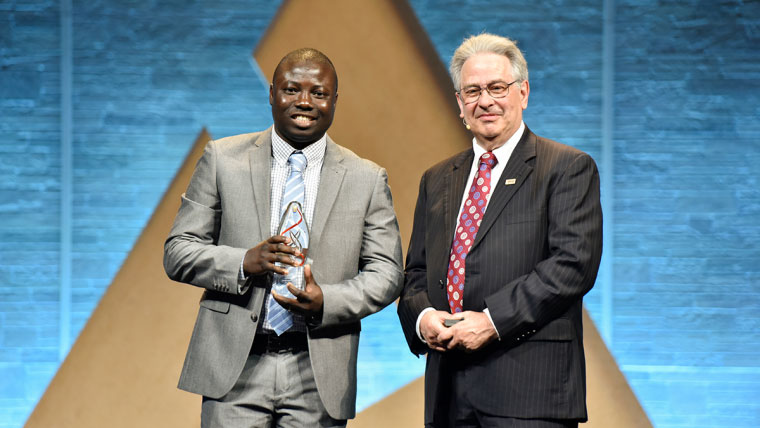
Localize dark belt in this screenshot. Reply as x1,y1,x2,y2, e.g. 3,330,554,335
251,332,308,354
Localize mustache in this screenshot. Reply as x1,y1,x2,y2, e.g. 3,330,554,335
475,109,503,118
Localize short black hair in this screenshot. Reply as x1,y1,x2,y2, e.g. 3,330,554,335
273,48,338,92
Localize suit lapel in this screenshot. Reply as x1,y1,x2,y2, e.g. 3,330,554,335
310,136,346,252
427,150,472,309
249,128,273,240
471,129,536,250
444,150,474,248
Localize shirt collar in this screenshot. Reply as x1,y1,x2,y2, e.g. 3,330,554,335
471,121,525,163
271,128,327,168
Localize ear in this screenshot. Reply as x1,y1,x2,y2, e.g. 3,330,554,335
269,84,274,106
519,80,530,110
455,91,465,118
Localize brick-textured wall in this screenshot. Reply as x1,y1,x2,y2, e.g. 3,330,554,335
613,1,760,426
0,1,61,425
2,0,759,427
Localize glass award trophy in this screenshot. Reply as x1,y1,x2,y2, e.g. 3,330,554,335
272,201,309,299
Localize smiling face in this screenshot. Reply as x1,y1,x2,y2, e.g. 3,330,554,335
270,59,338,150
456,52,529,151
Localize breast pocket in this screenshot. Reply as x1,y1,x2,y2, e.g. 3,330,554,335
503,209,542,225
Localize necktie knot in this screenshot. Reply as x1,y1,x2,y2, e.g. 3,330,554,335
480,151,497,170
288,151,307,173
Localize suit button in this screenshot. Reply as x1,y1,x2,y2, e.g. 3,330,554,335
251,314,258,322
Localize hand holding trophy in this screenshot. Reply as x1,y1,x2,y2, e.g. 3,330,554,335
272,201,309,299
270,202,324,324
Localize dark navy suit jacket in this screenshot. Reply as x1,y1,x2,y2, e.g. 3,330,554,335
398,127,603,425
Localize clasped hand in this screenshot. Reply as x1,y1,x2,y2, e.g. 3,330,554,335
420,310,498,353
242,235,324,317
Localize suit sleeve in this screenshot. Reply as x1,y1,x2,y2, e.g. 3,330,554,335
318,167,404,327
163,140,247,294
484,152,603,340
397,172,435,355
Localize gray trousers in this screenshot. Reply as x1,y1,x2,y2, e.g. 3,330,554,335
201,350,347,428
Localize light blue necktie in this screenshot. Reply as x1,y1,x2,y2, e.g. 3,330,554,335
267,151,308,335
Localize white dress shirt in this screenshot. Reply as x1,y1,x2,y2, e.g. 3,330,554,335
239,128,327,333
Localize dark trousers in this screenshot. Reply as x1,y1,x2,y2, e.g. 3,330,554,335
427,362,579,428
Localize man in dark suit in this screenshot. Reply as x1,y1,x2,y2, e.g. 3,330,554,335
398,33,603,427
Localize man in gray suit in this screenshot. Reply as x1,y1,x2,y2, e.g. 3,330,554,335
165,48,403,427
398,34,603,427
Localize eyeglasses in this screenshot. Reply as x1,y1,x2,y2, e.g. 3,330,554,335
458,80,518,104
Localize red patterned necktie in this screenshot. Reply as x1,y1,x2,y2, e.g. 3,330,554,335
447,151,498,313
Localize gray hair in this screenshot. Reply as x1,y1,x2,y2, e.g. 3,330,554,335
449,33,529,91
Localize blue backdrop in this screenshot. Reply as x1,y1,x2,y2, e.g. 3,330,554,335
1,1,759,427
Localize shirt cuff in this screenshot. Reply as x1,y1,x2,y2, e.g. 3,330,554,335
415,307,435,343
483,307,501,341
237,257,249,295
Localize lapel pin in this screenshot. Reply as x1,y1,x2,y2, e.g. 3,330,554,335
505,178,517,185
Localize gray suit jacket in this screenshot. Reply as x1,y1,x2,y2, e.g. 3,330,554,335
398,127,602,424
164,128,403,419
